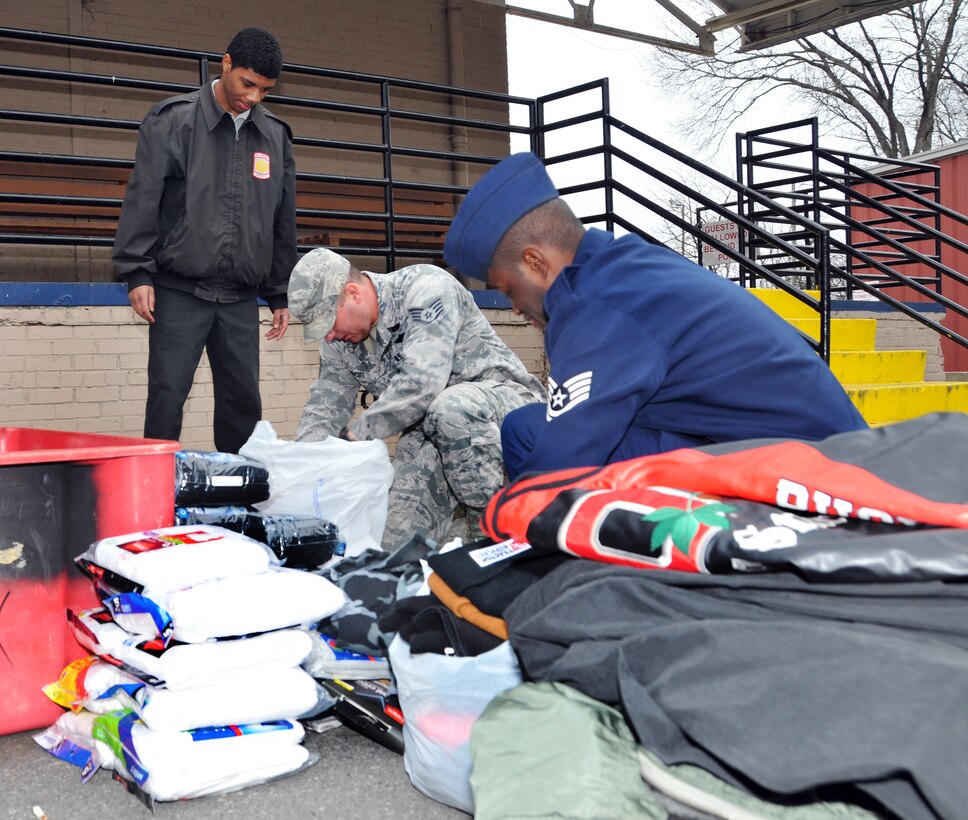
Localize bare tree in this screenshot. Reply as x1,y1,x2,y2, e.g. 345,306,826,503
652,0,968,159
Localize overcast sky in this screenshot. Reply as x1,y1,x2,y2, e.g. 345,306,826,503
505,0,814,170
507,1,688,144
503,0,815,239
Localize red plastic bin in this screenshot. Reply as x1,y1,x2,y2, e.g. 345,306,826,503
0,427,181,735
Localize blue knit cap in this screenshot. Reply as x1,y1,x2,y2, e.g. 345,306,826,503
444,152,559,282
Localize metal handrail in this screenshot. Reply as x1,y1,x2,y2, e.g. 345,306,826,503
732,118,967,351
534,82,837,356
2,26,966,363
0,26,534,272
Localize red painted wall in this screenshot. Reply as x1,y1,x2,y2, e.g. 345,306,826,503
938,150,968,373
852,144,968,373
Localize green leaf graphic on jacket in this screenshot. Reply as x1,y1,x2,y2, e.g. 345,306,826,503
641,499,737,556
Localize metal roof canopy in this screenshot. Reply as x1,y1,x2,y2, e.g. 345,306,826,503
499,0,921,54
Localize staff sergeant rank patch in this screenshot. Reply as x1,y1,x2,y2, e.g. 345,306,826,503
409,299,444,324
547,370,593,420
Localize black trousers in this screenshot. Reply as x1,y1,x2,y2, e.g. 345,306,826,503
145,287,261,453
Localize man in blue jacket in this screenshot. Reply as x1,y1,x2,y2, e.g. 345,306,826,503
444,152,867,481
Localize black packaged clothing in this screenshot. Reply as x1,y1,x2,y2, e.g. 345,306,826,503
174,450,270,506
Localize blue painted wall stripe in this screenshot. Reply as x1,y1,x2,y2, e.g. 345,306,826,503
0,282,513,310
0,282,130,306
0,284,939,315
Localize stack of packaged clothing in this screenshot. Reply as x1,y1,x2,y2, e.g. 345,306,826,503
34,523,347,806
173,449,344,570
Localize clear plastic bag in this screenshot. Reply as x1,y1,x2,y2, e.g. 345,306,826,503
388,636,522,813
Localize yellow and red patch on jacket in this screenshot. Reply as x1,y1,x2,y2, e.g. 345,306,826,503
252,152,271,179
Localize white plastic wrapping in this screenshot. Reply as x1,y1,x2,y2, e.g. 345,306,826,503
77,524,277,590
35,709,313,802
68,610,314,689
44,653,327,731
91,567,346,644
240,420,394,556
127,665,327,732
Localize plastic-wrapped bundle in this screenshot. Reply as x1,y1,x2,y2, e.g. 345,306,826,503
44,655,145,712
34,709,314,802
174,450,270,506
75,524,277,592
64,611,313,689
81,565,347,644
303,631,390,680
175,506,343,569
43,655,334,732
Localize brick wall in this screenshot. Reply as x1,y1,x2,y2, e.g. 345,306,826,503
0,304,546,450
836,306,947,381
0,0,507,88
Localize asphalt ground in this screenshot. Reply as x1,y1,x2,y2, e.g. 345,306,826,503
0,720,468,820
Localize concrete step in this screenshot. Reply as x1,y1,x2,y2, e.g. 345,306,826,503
750,288,821,319
749,287,966,425
752,289,879,352
830,349,926,384
789,317,877,351
846,381,968,425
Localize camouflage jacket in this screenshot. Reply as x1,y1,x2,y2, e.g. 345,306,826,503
309,265,544,441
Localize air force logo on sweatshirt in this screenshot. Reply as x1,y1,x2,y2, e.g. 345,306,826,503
546,370,593,420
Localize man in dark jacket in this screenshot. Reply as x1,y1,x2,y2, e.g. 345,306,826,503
113,27,297,453
443,152,867,480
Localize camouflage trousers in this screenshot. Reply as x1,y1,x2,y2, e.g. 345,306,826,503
381,380,537,550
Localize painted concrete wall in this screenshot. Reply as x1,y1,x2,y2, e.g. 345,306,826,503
0,305,546,451
853,140,968,375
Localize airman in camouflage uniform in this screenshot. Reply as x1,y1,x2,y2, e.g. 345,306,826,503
288,248,545,549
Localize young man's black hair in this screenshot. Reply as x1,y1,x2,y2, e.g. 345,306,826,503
226,27,283,79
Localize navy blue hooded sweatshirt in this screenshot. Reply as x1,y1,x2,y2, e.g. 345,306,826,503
505,228,866,476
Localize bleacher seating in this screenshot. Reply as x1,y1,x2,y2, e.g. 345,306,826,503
0,155,453,254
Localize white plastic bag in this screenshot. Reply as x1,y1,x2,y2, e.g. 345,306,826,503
240,420,394,556
79,524,276,590
124,666,327,732
388,636,522,814
102,567,347,644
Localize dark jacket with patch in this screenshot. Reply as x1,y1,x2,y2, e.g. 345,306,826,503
112,81,297,310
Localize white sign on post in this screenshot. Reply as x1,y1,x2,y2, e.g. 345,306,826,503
701,220,740,266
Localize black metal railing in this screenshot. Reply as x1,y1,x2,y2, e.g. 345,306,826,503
529,86,968,357
0,26,536,274
735,119,968,350
531,81,839,358
3,27,967,361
